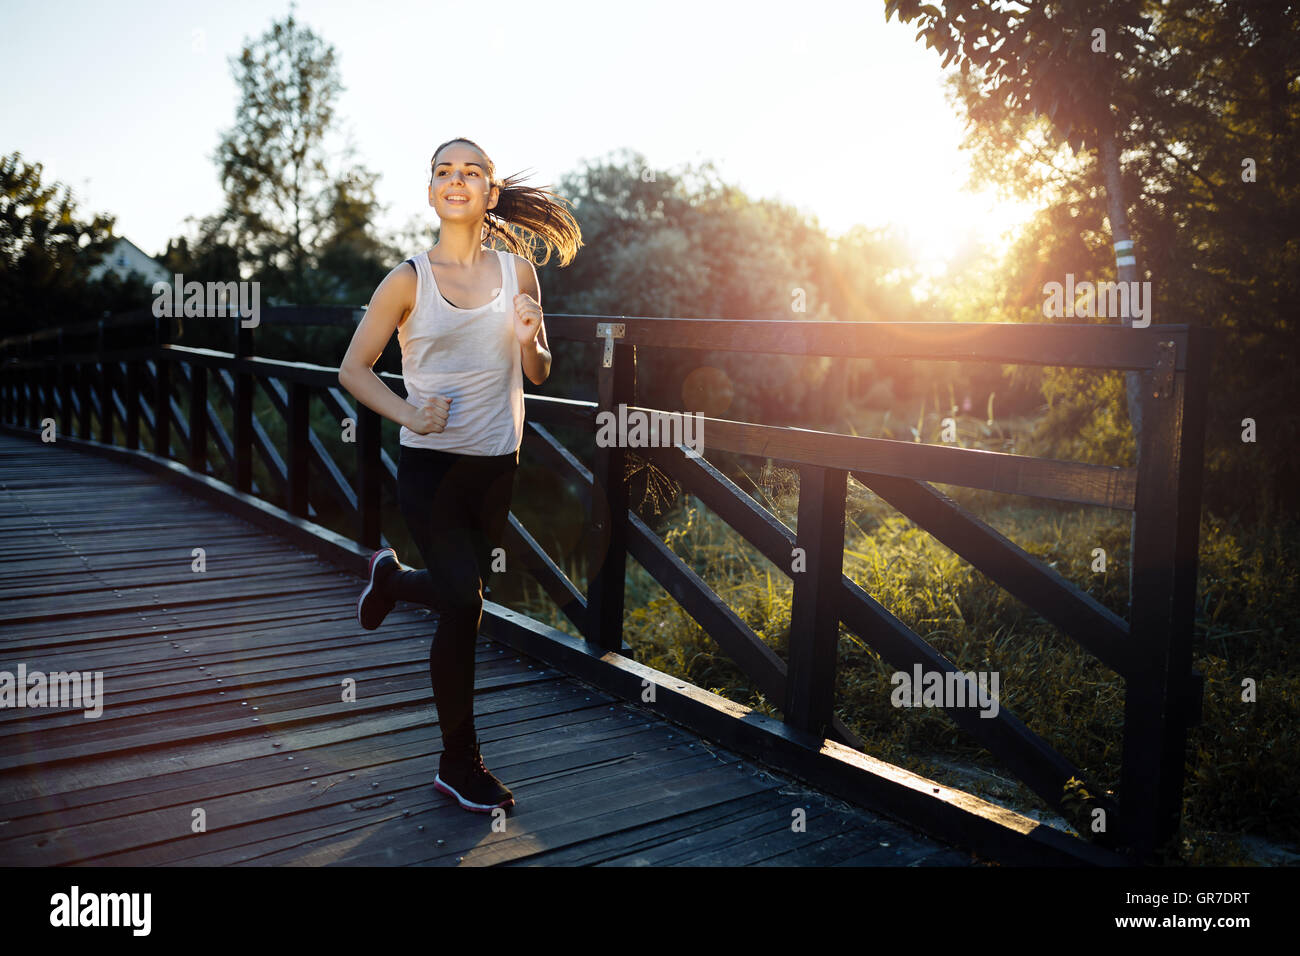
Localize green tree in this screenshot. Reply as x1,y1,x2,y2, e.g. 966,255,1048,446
205,12,381,304
313,161,396,305
886,0,1164,444
542,149,926,427
0,151,147,339
925,0,1299,521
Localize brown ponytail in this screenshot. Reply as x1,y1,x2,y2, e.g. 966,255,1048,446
430,137,584,267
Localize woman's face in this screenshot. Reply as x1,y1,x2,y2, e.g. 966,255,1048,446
428,143,498,221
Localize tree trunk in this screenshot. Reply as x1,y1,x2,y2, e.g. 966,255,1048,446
1097,115,1143,604
1098,120,1143,447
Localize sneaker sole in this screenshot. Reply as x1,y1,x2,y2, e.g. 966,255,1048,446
357,549,396,630
434,774,515,812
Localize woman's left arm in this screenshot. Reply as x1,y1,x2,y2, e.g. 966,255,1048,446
514,256,551,386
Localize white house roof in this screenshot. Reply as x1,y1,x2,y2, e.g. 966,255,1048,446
87,236,171,286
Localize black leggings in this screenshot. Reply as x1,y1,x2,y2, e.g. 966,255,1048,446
381,443,519,755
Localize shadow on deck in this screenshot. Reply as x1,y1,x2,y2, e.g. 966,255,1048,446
0,432,977,866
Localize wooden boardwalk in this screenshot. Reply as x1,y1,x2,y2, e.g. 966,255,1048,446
0,432,977,866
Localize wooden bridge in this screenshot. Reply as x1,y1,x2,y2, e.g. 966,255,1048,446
0,307,1212,866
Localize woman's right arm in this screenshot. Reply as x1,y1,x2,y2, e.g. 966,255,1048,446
338,264,423,429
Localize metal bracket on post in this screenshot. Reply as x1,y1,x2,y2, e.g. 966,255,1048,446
596,322,625,368
1152,340,1176,399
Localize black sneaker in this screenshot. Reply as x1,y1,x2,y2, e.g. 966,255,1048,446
357,548,398,630
434,744,515,812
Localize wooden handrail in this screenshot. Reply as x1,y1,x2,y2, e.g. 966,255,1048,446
5,308,1187,371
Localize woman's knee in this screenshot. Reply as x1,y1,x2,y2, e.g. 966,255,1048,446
432,575,484,620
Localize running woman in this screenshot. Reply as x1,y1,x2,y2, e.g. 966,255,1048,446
339,137,582,813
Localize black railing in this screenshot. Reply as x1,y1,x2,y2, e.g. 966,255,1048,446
0,305,1213,863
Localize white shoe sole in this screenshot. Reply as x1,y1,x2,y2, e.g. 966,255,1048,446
434,774,514,812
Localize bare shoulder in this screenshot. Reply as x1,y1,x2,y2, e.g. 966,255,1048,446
380,257,418,291
372,258,418,327
510,252,540,301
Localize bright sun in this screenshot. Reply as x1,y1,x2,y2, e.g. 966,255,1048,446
897,186,1039,281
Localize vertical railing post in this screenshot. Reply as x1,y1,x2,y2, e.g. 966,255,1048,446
22,334,34,429
17,362,26,428
288,381,310,518
154,315,171,459
41,334,52,431
1165,325,1212,848
233,317,254,492
1,342,9,424
7,353,15,425
11,349,18,426
8,342,18,425
584,329,634,652
97,320,112,443
34,335,45,431
22,335,33,428
189,363,208,475
784,463,848,739
41,338,55,435
57,330,72,439
124,355,141,451
1119,331,1207,862
77,351,91,439
7,344,16,425
356,403,382,548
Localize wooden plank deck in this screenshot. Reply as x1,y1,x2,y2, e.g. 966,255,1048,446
0,431,978,866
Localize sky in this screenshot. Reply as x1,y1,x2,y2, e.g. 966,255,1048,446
2,0,1037,279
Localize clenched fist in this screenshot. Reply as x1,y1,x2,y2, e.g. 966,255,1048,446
406,394,452,434
514,292,543,345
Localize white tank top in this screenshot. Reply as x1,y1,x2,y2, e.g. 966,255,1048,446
397,248,524,456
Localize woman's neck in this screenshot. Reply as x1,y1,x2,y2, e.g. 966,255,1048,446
431,220,491,267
